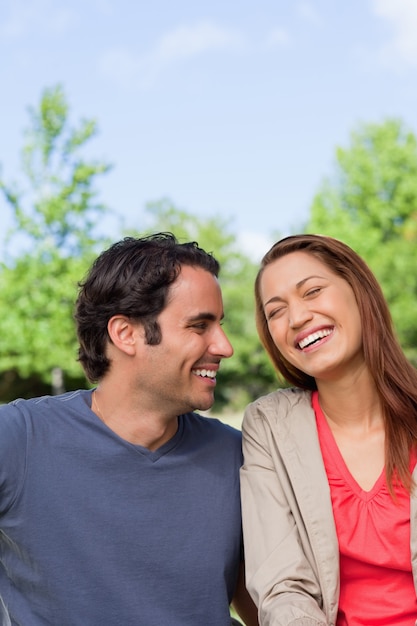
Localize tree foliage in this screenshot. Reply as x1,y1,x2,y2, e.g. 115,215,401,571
307,118,417,362
1,84,112,256
0,85,112,398
0,86,279,407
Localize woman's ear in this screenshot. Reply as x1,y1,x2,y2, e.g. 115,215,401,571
107,315,141,356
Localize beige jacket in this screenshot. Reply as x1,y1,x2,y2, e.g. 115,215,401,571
240,388,417,626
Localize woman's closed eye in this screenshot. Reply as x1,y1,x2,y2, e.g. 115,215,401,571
305,287,322,297
266,305,286,320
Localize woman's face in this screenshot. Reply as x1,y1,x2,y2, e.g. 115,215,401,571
259,250,365,383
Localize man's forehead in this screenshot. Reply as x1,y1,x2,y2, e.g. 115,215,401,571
170,266,220,293
166,269,224,320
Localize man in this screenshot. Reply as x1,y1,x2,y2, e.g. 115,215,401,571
0,233,257,625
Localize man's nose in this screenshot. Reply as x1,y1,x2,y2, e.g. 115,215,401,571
212,327,234,358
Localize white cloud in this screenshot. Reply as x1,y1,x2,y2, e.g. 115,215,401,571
98,48,141,86
154,20,242,63
372,0,417,68
237,231,274,262
0,0,74,38
99,20,243,88
265,27,291,49
296,2,322,26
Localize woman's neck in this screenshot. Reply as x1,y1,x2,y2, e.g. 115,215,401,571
316,367,382,430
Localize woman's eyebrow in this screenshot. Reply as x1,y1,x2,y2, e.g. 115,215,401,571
264,275,325,307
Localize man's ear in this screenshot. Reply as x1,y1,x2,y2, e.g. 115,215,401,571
107,316,141,356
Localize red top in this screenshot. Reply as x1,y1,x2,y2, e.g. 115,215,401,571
312,391,417,625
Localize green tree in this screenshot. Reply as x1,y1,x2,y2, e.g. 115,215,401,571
308,118,417,362
127,198,277,410
0,85,113,399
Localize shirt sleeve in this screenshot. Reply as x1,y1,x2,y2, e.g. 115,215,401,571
240,400,328,626
0,402,28,516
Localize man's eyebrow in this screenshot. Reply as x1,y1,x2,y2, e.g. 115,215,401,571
186,312,224,322
187,312,216,322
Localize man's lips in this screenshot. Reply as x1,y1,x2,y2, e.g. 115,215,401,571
192,368,217,379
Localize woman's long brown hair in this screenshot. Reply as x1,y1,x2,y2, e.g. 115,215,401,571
255,234,417,492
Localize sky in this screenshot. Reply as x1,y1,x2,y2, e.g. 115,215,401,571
1,0,417,260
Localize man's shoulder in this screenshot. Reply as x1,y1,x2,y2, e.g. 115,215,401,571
0,389,91,420
179,413,242,469
186,412,242,438
181,413,242,457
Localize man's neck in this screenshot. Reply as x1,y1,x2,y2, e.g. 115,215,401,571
91,388,179,450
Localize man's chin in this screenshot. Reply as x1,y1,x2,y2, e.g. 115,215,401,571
194,395,215,413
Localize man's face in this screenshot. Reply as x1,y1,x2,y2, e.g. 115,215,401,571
135,265,233,418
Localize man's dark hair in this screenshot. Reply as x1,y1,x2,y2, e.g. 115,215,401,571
74,233,219,382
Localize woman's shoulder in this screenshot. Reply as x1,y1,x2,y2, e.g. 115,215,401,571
247,387,312,413
243,387,314,435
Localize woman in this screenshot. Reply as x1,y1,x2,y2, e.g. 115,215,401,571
240,234,417,626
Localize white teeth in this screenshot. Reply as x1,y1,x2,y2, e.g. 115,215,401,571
193,369,216,378
298,328,332,349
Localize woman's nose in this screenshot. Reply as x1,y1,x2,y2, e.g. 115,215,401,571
288,300,313,329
